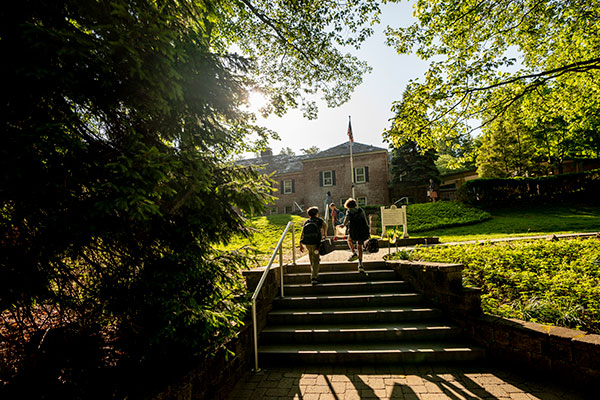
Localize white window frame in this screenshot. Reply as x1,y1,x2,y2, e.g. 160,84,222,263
340,198,346,208
322,170,333,186
355,167,366,184
357,196,367,206
284,205,293,214
269,207,278,215
283,179,293,194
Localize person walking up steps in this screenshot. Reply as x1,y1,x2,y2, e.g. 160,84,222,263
299,206,327,285
343,198,370,273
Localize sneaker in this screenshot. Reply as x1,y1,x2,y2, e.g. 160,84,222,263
348,252,358,262
311,279,321,286
358,263,365,273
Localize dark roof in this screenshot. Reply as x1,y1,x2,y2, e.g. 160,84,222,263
309,141,387,159
236,154,309,174
237,141,387,175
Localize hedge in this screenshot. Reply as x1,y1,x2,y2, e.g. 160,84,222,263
457,168,600,207
337,202,490,235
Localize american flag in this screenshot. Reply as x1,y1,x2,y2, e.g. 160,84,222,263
347,119,354,143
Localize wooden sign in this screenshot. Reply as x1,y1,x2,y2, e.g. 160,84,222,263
380,205,409,238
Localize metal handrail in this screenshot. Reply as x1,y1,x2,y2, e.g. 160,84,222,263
251,220,296,371
393,197,409,206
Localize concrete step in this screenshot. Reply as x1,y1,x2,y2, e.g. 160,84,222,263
267,305,442,325
284,269,397,284
258,341,486,365
283,280,410,296
273,292,423,309
260,322,462,344
287,261,387,273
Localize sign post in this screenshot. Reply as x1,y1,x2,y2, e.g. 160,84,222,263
380,205,409,239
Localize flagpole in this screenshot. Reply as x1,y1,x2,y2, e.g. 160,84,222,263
348,116,356,199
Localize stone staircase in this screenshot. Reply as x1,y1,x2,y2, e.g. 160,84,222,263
258,260,485,365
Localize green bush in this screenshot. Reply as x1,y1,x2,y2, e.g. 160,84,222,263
390,239,600,333
457,168,600,207
356,202,490,236
406,202,491,232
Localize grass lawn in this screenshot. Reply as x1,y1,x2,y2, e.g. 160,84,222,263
218,214,306,266
417,204,600,242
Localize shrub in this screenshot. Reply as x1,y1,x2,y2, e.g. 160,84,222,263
406,201,491,232
390,239,600,333
457,168,600,207
385,201,491,235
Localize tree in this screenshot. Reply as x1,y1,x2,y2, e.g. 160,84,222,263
383,0,600,152
279,147,296,156
476,89,599,177
389,141,440,202
301,146,320,155
0,0,379,396
476,110,542,178
218,0,380,118
435,134,480,175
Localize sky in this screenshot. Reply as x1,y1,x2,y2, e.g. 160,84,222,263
246,1,428,158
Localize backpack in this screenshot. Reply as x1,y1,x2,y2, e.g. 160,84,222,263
301,218,322,245
347,207,370,241
335,210,345,225
364,238,379,253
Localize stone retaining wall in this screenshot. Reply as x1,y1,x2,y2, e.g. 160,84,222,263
386,259,600,388
154,265,282,400
386,259,481,318
464,315,600,386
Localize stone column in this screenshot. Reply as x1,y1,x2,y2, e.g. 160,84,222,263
369,214,378,235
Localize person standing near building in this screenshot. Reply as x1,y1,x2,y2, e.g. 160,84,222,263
324,191,333,223
324,191,333,209
428,178,438,202
329,202,344,240
343,198,369,272
299,206,327,285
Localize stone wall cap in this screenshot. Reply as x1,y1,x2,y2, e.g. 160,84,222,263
386,259,463,269
547,326,588,340
573,333,600,346
497,317,552,336
477,314,502,324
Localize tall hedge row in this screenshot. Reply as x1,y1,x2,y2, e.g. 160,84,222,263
457,168,600,207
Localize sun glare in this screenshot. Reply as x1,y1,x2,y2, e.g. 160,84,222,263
246,90,268,113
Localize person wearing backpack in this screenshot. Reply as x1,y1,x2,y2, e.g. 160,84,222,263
343,198,370,272
299,206,327,285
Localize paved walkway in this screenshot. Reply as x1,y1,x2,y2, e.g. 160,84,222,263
227,364,590,399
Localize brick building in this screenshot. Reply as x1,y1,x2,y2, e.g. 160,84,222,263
238,142,390,214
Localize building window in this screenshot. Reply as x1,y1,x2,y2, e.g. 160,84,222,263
269,207,278,215
340,198,347,208
354,166,369,184
282,179,294,194
284,205,293,214
319,170,336,187
357,196,367,206
323,171,333,186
